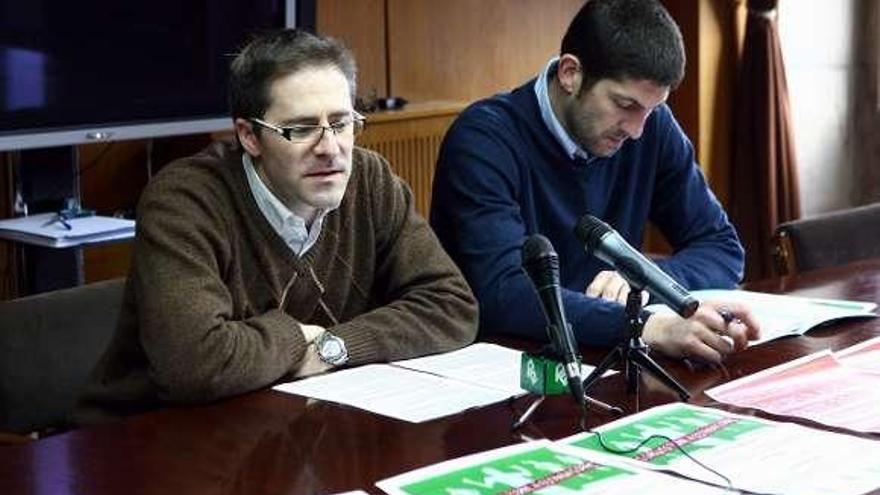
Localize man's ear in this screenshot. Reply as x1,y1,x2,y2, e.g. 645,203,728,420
556,54,583,96
234,118,262,157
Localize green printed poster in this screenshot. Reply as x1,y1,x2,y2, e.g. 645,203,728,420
567,403,769,465
377,441,639,495
400,446,630,494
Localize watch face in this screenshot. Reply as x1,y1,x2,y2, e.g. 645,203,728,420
317,333,348,365
320,338,342,357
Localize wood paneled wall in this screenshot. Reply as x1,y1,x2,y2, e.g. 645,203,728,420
386,0,583,101
316,0,388,98
316,0,583,103
357,101,465,217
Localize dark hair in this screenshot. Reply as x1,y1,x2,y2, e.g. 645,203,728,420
561,0,685,91
228,29,357,124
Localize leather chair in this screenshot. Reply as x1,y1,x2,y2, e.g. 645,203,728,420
0,278,124,440
773,202,880,276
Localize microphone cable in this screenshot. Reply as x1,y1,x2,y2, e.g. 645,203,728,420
574,402,771,494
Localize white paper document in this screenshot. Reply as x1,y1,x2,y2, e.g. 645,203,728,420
274,343,611,423
274,363,514,423
561,403,880,495
0,213,135,248
836,335,880,374
391,342,527,394
705,349,880,433
648,289,877,345
377,439,728,495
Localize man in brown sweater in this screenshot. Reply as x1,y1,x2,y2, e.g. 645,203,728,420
77,29,478,423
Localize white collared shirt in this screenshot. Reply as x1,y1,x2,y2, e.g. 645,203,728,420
242,153,329,256
534,57,595,164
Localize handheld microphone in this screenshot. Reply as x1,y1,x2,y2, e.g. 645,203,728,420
574,215,699,318
521,234,586,407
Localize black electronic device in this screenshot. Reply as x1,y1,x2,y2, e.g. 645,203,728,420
0,0,312,151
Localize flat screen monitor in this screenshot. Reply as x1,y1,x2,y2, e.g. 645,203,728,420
0,0,313,151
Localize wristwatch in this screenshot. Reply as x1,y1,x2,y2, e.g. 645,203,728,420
315,331,349,366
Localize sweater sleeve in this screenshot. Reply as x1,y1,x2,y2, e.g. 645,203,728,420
431,112,631,347
327,153,479,363
648,105,745,290
133,164,307,404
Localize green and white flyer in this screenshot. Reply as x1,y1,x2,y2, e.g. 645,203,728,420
561,402,880,495
376,439,725,494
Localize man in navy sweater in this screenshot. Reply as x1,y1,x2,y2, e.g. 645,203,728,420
431,0,760,365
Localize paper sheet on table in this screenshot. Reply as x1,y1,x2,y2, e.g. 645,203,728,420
377,439,728,495
705,349,880,433
275,343,615,423
561,402,880,495
835,335,880,373
392,342,615,395
274,364,514,423
646,289,876,345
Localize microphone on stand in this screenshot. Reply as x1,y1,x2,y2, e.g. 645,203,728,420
521,234,587,407
574,214,699,318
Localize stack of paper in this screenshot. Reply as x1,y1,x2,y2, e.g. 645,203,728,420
376,403,880,495
274,343,612,423
559,403,880,495
705,338,880,433
0,213,135,248
648,289,877,345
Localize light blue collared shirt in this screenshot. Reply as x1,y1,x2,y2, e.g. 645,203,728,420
242,153,329,256
534,57,595,164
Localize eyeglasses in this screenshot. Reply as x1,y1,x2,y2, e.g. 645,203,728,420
249,112,366,144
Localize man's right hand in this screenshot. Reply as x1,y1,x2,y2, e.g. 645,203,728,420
292,324,332,378
293,343,332,378
300,324,326,344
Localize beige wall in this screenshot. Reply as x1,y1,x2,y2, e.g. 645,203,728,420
779,0,880,216
780,0,856,216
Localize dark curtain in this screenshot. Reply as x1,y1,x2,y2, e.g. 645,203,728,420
853,0,880,205
730,0,801,281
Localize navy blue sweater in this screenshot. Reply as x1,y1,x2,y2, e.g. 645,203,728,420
430,80,744,346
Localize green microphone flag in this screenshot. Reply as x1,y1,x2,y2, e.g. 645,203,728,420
519,352,572,396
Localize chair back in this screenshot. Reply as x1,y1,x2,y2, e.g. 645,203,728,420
0,278,125,436
773,203,880,275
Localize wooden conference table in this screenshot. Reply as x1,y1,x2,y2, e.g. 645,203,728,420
2,260,880,495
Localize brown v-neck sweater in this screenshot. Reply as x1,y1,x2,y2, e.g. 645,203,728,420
76,140,477,423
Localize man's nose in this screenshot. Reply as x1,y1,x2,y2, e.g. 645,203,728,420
621,110,650,140
312,126,342,154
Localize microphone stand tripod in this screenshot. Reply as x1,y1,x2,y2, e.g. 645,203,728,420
512,339,623,431
581,289,691,401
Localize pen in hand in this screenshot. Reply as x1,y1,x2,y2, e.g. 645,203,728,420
718,308,736,325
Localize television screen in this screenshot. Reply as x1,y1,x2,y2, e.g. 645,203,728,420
0,0,308,151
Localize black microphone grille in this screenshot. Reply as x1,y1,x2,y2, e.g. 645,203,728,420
521,234,560,288
574,214,612,253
